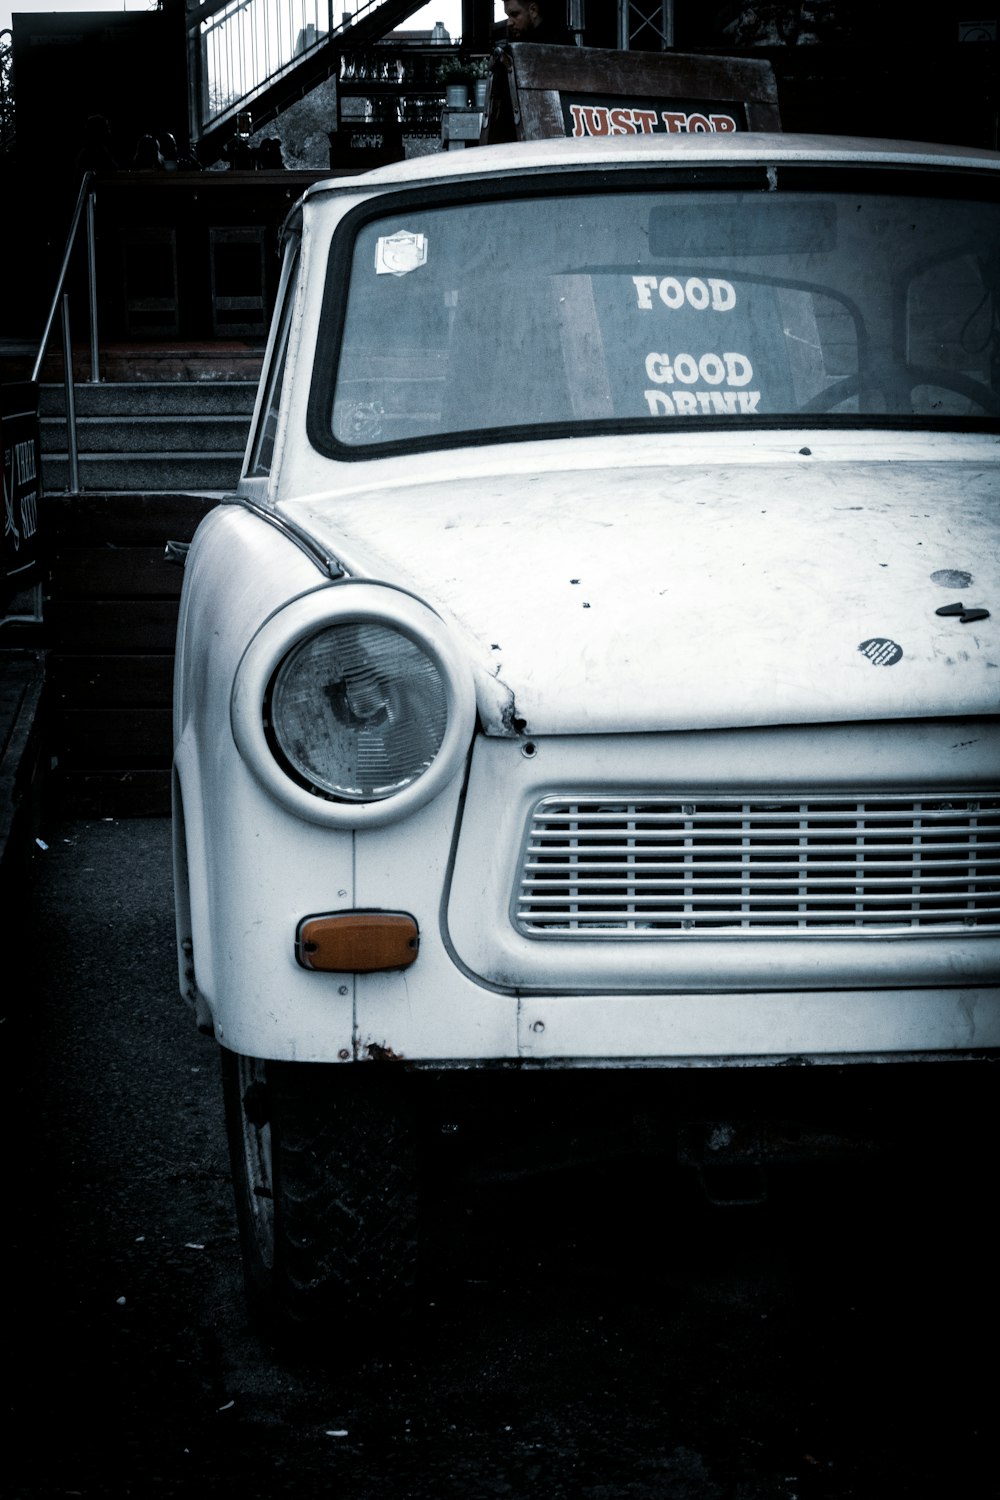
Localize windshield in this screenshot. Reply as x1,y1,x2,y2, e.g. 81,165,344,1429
317,173,1000,452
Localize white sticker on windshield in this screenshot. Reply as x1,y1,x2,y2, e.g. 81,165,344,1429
375,231,428,277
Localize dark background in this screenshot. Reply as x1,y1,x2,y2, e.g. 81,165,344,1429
9,0,997,175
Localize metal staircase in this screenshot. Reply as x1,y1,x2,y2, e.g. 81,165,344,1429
192,0,447,164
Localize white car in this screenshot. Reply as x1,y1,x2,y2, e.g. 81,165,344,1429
172,132,1000,1337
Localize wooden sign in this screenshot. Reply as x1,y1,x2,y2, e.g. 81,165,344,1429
483,44,781,144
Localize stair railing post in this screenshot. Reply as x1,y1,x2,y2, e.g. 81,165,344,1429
61,294,81,495
86,187,100,384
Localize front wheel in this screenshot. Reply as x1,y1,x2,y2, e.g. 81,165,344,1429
221,1049,418,1342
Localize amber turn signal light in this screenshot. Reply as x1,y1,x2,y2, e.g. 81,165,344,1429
296,911,419,972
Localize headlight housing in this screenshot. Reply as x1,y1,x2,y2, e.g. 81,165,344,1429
232,584,476,828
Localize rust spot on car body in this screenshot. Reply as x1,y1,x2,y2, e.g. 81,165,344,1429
367,1042,406,1062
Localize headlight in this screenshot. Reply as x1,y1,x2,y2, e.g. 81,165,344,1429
271,622,447,801
232,584,476,828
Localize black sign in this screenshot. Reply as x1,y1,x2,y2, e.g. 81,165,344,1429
1,383,42,609
328,122,404,169
561,93,748,139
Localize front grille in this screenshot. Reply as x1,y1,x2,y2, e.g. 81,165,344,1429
514,794,1000,936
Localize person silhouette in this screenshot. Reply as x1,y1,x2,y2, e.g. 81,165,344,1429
131,133,164,171
73,114,119,177
158,132,202,170
254,137,285,169
503,0,575,43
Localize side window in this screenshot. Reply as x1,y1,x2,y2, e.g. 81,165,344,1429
247,244,299,478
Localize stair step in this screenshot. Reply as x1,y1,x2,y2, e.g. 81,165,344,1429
41,453,243,492
40,413,251,455
37,372,258,491
39,381,259,417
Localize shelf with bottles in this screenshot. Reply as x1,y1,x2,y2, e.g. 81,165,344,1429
336,49,491,133
339,93,442,129
338,48,460,91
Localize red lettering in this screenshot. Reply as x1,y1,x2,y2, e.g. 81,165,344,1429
609,108,638,135
570,104,738,138
580,106,611,137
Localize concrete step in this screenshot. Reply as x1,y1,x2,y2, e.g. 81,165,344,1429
40,412,251,455
38,378,255,491
41,452,243,492
17,343,265,386
39,381,259,417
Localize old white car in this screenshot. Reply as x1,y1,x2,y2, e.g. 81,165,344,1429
172,131,999,1337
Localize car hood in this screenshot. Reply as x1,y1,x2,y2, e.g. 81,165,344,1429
285,448,1000,736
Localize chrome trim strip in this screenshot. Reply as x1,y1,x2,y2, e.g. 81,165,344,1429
224,494,348,579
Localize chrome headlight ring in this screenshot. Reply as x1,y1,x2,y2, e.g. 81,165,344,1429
232,583,476,829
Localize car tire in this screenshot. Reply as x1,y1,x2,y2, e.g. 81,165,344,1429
221,1048,418,1342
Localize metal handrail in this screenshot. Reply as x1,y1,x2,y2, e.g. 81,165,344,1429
31,169,100,497
32,169,100,386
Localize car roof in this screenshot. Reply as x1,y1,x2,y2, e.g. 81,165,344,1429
301,131,1000,206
